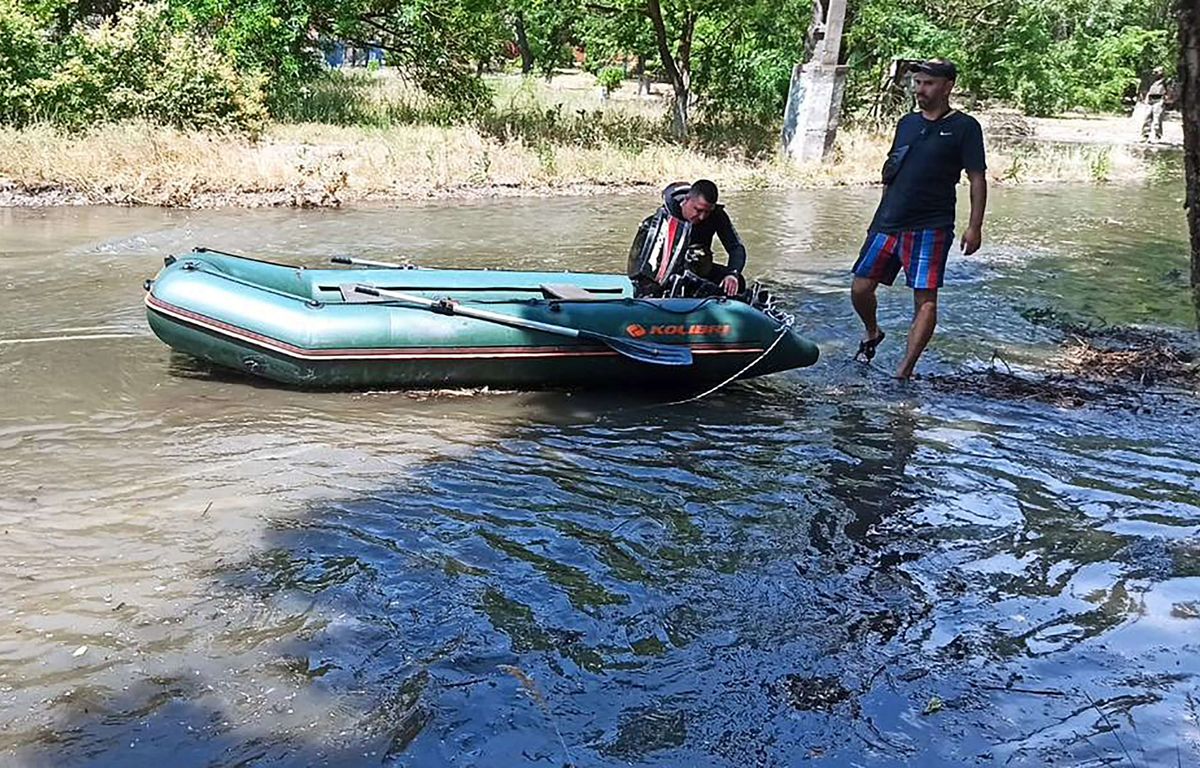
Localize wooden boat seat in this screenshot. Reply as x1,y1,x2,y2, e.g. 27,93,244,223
540,283,597,300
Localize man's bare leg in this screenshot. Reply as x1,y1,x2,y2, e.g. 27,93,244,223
896,289,938,379
851,277,883,343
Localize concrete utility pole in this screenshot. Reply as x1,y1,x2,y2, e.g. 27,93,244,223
781,0,850,163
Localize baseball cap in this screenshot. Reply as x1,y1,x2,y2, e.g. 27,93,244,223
912,60,958,80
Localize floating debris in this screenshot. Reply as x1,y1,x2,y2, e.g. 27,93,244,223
932,315,1199,410
922,695,945,716
1062,332,1197,388
777,674,852,712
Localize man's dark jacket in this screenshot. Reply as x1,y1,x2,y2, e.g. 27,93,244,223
662,182,747,274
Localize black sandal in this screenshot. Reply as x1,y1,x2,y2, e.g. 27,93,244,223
855,331,886,362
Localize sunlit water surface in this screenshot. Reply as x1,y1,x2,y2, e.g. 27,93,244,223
1,183,1198,767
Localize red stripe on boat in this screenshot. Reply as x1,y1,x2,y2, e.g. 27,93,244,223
145,295,765,361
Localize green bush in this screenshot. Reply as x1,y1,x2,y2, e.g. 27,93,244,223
475,103,667,148
272,70,463,127
0,0,52,124
0,1,266,131
596,66,625,95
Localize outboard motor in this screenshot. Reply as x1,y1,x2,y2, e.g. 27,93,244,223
628,212,780,308
627,210,691,297
662,252,727,298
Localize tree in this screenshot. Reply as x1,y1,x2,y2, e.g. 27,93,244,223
1180,0,1199,298
579,0,737,139
691,0,810,125
324,0,505,104
503,0,577,78
580,0,809,139
841,0,1175,118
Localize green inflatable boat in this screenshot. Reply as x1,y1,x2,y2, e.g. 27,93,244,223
143,248,819,389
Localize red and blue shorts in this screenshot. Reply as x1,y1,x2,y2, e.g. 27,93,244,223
852,228,952,290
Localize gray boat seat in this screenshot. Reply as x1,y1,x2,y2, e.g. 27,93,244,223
540,283,596,300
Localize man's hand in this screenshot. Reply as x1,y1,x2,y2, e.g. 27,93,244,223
960,225,982,255
720,274,741,296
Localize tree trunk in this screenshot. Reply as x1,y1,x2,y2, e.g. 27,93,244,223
646,0,693,140
513,13,534,75
1180,0,1200,306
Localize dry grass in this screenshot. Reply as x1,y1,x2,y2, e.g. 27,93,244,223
0,121,882,207
0,72,1173,208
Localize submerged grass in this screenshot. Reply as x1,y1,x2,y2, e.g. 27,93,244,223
0,69,1176,208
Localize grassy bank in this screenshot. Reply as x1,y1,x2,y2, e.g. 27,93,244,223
0,71,1179,208
0,122,1170,208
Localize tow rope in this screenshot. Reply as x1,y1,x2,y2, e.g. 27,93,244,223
666,310,796,405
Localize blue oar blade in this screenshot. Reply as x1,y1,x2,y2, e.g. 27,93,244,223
588,332,693,366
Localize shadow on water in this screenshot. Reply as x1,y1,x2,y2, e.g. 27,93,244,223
15,375,1200,767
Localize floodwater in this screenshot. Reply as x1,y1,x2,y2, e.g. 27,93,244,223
1,182,1198,767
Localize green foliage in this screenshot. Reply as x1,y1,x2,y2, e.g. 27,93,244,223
844,0,1176,118
318,0,503,109
272,70,460,126
0,0,51,124
596,66,624,94
503,0,578,78
576,2,655,74
0,0,266,130
175,0,324,107
476,102,666,148
690,0,811,123
0,0,1181,137
842,0,961,118
1087,146,1112,183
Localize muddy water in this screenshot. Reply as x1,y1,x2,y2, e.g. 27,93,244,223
1,184,1198,767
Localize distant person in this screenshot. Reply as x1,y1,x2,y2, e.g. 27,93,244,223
628,180,746,297
850,59,988,380
1139,66,1168,142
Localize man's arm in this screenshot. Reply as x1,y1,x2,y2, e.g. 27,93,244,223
960,118,987,255
879,119,905,199
715,211,747,273
961,169,987,255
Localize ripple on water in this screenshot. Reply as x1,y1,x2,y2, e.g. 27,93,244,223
2,190,1199,766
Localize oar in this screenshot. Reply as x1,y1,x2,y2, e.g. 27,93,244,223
354,284,692,366
331,255,415,269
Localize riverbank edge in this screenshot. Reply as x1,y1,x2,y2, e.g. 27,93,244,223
0,122,1181,209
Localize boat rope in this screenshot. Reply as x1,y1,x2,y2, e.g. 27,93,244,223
666,311,797,406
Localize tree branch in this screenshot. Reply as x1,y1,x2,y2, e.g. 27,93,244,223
645,0,683,92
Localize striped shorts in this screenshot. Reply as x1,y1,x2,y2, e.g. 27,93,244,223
852,228,952,290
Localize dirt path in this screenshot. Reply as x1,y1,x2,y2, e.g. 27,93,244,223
988,110,1185,148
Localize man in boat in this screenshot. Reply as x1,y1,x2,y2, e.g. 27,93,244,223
628,179,747,297
850,59,987,380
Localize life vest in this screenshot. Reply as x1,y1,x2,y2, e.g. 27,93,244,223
627,209,691,296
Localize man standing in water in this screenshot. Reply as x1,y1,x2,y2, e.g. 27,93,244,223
850,59,987,379
1139,66,1168,142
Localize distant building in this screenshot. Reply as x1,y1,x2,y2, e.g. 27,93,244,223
323,42,385,69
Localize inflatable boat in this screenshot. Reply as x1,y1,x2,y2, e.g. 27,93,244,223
143,248,819,389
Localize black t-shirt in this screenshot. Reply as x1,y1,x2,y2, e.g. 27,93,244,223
870,110,987,233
